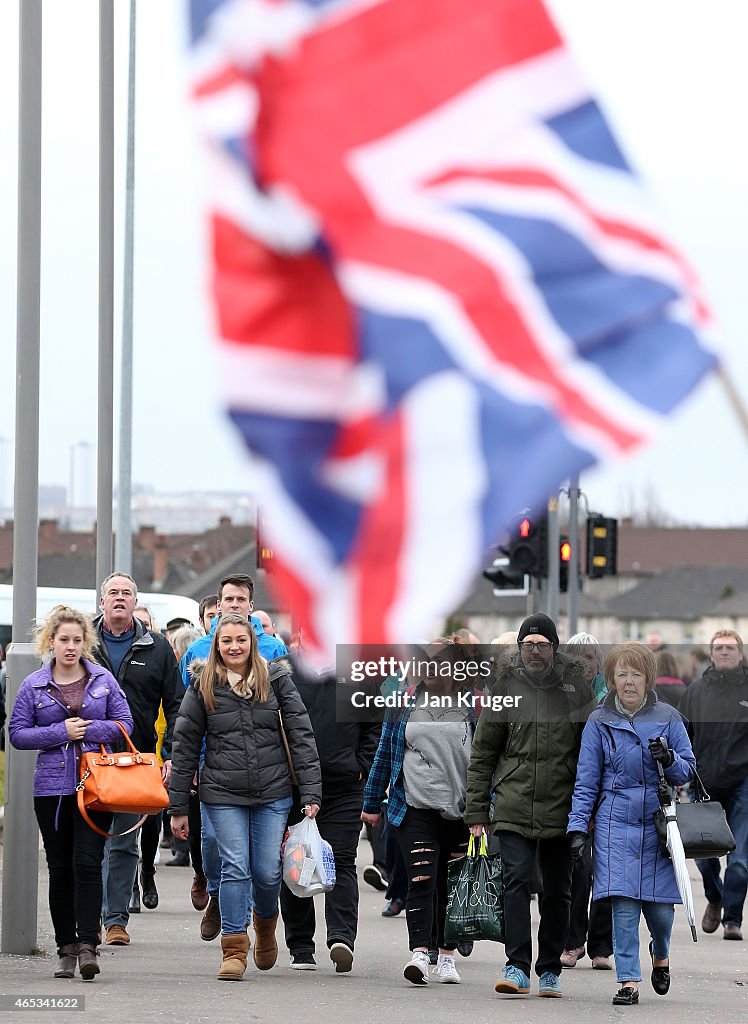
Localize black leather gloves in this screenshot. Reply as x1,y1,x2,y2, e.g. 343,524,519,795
648,736,675,768
568,831,589,866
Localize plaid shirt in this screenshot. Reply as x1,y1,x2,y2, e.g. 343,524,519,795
362,684,477,826
362,705,412,826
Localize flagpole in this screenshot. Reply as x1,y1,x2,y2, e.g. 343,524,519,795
116,0,136,573
546,497,560,622
567,478,580,636
96,0,115,585
2,0,42,955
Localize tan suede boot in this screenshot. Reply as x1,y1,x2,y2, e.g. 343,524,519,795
217,933,249,981
252,912,278,970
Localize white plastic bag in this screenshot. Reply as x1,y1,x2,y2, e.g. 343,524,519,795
282,817,336,897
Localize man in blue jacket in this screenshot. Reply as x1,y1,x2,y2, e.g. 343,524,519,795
178,572,287,940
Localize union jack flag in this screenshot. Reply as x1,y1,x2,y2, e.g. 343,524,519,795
189,0,715,663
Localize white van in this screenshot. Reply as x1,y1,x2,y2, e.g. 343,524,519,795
0,584,200,651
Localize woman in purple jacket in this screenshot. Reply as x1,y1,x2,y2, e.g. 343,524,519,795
9,605,132,982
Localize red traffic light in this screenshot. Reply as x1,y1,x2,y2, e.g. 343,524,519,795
560,540,572,562
519,517,531,538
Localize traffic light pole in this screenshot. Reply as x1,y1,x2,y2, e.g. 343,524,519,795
546,498,560,622
567,477,580,636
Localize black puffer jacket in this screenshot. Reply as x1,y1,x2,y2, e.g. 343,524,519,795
288,657,381,797
168,660,321,815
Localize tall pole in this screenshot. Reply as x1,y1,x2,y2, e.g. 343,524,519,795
96,0,115,587
116,0,136,574
2,0,42,955
546,496,560,622
568,477,580,637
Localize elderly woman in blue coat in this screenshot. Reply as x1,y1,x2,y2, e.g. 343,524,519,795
567,642,696,1006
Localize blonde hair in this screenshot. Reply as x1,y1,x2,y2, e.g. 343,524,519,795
35,604,96,663
710,628,743,654
604,641,656,692
135,605,157,631
200,614,269,711
491,631,518,646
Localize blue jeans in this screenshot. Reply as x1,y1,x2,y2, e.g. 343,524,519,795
200,801,254,921
611,898,674,983
695,776,748,927
101,813,141,928
202,798,291,935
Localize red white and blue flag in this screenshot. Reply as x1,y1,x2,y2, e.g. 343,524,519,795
189,0,715,662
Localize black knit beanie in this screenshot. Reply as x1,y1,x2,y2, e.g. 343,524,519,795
517,613,559,648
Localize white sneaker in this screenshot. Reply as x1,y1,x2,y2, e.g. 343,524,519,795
434,955,461,984
403,951,430,985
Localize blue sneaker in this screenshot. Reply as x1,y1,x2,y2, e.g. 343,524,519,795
538,971,562,998
495,965,531,994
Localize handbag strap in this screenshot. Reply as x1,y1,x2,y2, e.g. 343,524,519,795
689,766,711,803
270,676,299,786
113,720,141,755
76,787,148,839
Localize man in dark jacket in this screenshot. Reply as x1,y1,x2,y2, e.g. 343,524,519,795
280,660,381,973
681,629,748,940
465,613,594,998
93,572,183,947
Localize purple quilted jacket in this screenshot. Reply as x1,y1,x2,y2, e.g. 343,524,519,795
9,658,133,797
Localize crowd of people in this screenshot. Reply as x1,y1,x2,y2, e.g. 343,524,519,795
5,572,748,1005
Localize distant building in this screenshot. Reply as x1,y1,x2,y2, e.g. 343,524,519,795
0,516,283,620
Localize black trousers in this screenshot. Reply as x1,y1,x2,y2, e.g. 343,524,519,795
281,790,362,953
565,844,613,956
35,795,112,948
396,806,469,951
384,813,408,903
498,830,572,977
140,812,161,874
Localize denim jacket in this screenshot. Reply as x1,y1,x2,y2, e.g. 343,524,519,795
9,658,133,798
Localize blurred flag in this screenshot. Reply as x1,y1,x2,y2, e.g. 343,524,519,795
189,0,715,662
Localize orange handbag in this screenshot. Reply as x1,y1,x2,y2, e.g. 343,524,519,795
76,721,169,838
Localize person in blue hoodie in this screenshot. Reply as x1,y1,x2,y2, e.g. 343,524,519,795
178,573,287,941
568,642,696,1007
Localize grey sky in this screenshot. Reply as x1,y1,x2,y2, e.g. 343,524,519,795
1,1,746,525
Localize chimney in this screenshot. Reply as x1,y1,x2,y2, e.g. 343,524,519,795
218,515,231,529
152,535,169,590
138,525,157,552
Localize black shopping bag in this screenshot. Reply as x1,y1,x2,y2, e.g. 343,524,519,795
444,834,504,943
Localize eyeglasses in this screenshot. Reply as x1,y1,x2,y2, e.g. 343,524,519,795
520,641,553,653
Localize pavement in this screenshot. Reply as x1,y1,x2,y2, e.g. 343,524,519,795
0,839,747,1024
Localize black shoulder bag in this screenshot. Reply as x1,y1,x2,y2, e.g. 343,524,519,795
654,764,736,860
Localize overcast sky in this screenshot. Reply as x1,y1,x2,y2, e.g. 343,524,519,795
1,1,746,525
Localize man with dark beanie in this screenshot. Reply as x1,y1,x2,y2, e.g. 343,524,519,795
465,613,595,998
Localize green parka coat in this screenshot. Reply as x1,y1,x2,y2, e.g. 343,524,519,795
465,652,595,839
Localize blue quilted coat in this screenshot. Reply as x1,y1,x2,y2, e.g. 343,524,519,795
568,691,695,902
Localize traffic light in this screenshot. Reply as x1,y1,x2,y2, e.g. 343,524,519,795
586,515,618,578
482,559,527,593
505,513,548,578
559,536,572,592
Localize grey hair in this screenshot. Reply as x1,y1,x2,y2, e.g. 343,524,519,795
567,632,603,669
100,571,138,601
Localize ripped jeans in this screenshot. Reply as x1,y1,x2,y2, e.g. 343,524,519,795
395,806,469,951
